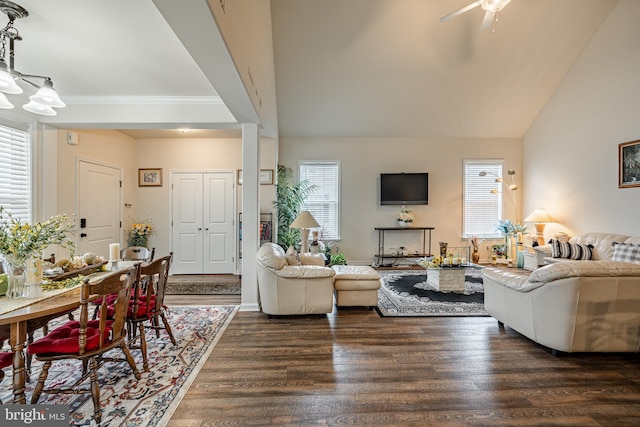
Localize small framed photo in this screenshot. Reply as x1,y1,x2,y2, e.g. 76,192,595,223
237,169,274,185
619,140,640,188
138,168,163,187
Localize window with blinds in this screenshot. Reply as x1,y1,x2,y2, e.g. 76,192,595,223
463,160,503,238
0,124,31,221
299,161,340,240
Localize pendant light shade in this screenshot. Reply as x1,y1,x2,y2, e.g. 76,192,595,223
0,92,14,109
0,67,22,94
23,100,56,116
29,79,65,108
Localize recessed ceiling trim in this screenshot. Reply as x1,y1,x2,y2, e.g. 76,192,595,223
61,96,224,105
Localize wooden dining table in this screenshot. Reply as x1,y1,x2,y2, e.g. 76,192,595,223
0,261,138,403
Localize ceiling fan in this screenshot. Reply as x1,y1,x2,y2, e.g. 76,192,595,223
440,0,512,31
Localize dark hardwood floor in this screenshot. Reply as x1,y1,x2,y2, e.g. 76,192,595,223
167,299,640,426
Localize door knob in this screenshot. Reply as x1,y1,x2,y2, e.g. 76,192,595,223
197,227,202,231
80,233,87,238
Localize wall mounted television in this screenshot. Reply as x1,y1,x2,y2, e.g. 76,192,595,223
380,172,429,205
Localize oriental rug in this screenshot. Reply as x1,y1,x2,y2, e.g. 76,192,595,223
0,305,238,426
376,268,488,317
166,274,241,295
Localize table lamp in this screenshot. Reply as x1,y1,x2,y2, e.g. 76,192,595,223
524,209,554,246
290,211,320,253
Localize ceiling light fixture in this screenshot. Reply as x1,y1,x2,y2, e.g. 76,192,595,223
0,1,65,116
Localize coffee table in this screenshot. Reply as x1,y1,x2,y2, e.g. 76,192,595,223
423,265,469,293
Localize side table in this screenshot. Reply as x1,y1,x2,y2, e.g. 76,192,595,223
522,250,546,271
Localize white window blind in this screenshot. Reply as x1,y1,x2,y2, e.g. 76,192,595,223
0,124,31,221
463,160,502,238
300,161,340,240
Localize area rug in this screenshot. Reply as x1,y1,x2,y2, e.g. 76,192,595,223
166,275,241,295
377,268,488,317
0,305,238,426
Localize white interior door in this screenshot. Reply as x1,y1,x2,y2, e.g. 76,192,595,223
203,173,235,274
171,173,204,274
78,160,122,258
171,171,235,274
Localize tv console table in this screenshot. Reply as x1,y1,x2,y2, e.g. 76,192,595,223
374,226,434,267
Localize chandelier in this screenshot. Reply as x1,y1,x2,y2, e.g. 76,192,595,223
0,1,65,116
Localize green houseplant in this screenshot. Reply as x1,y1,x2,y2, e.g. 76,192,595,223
273,164,317,250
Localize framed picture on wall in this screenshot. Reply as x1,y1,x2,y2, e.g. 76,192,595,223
139,168,163,187
237,169,274,185
619,140,640,188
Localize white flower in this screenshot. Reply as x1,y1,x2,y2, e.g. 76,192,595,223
397,210,415,222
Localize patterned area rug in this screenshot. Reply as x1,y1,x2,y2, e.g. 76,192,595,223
0,305,238,426
166,275,241,295
377,268,488,317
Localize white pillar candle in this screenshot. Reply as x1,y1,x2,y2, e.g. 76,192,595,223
109,243,120,261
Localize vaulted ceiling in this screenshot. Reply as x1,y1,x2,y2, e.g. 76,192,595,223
270,0,618,138
0,0,619,139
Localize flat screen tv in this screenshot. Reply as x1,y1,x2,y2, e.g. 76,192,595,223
380,172,429,205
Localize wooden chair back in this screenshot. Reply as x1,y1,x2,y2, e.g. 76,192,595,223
132,254,172,318
121,246,153,261
81,266,137,354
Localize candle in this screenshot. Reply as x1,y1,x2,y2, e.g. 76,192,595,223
109,243,120,261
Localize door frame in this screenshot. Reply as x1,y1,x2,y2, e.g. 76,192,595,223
75,157,124,250
169,169,238,274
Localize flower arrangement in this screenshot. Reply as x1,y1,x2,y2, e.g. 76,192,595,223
496,219,527,235
397,209,415,223
470,235,484,250
0,206,76,265
129,218,155,247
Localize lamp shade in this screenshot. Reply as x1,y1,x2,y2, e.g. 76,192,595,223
290,211,320,229
524,209,554,223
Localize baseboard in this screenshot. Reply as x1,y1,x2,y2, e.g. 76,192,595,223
239,302,260,312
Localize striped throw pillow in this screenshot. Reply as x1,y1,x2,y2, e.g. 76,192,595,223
550,239,594,260
612,243,640,263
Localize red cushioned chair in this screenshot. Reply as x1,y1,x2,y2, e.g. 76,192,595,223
0,351,12,403
126,254,175,371
28,266,141,424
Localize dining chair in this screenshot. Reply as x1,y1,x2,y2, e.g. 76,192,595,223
0,351,12,403
121,246,155,262
127,253,176,371
28,266,141,424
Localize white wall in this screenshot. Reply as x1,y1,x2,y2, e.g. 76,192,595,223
55,129,137,259
133,137,277,258
279,136,522,264
523,0,640,239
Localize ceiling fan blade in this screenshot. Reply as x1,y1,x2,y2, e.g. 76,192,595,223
480,10,495,31
440,1,482,23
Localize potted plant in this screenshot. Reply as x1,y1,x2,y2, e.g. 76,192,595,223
272,164,317,250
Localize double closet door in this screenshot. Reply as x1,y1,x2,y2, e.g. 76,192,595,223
171,172,235,274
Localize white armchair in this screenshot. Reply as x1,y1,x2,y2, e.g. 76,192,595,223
256,243,335,316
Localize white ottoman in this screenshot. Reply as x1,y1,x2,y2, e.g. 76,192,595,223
331,265,381,308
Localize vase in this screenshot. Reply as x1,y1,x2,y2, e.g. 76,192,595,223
130,235,148,248
398,220,410,228
472,248,480,264
5,256,28,299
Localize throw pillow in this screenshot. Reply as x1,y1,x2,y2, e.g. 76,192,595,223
285,246,300,266
612,242,640,263
550,239,594,260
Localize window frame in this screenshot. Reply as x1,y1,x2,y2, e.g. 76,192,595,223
299,160,341,241
462,159,504,239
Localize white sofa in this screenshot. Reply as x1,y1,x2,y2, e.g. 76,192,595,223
483,232,640,354
256,243,335,316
